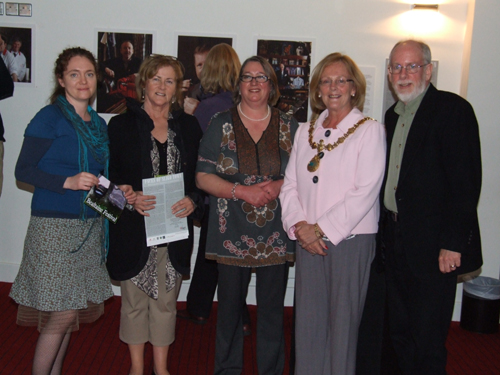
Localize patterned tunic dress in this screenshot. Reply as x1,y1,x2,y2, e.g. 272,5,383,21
196,107,298,267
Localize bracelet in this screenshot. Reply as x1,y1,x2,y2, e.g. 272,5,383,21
231,182,240,201
314,223,323,239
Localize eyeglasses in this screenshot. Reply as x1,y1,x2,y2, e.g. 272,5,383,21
388,63,429,75
240,75,269,83
319,77,354,88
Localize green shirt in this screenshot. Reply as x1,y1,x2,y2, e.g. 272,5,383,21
384,86,429,212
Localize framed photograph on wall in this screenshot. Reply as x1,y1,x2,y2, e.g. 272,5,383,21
175,34,234,100
256,38,312,122
0,25,34,86
95,30,154,114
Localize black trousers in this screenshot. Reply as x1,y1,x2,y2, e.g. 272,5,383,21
384,217,457,375
356,258,386,375
186,204,218,318
215,263,288,375
186,205,250,324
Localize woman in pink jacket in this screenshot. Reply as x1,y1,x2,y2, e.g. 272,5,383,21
280,52,386,375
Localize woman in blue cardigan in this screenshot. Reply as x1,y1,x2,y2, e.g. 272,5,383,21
10,47,126,375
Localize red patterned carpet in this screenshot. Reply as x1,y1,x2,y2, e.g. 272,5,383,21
0,281,499,374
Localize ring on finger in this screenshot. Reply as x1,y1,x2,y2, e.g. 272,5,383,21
450,264,456,268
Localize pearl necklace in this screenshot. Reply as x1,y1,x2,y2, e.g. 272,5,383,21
307,116,373,172
238,103,270,122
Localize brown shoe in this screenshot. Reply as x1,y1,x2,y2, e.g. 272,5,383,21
177,309,207,325
243,323,252,336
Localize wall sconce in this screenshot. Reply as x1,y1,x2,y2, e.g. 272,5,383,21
400,2,444,36
412,4,439,11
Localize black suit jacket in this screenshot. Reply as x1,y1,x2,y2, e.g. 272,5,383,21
381,84,482,276
277,68,289,87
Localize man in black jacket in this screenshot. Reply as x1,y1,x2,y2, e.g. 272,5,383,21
0,56,15,197
381,40,482,375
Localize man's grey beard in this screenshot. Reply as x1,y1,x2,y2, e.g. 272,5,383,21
393,78,427,104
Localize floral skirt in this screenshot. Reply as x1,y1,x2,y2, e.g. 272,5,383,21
9,216,113,333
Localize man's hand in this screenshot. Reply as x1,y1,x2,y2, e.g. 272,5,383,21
438,249,461,273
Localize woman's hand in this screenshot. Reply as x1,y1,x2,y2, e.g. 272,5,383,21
171,196,195,218
295,222,328,256
183,97,200,115
261,180,284,201
118,184,137,205
63,172,99,191
196,173,275,208
237,180,272,208
133,191,156,217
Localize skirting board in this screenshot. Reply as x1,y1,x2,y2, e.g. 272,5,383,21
1,261,464,321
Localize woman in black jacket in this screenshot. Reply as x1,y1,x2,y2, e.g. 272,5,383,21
106,55,203,375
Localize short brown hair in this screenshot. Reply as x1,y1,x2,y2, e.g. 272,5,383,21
200,43,240,94
309,53,366,116
234,56,280,106
49,47,99,105
135,55,185,111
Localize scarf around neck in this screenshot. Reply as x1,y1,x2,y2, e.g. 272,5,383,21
55,95,110,220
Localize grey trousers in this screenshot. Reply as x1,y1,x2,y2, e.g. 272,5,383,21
294,234,375,375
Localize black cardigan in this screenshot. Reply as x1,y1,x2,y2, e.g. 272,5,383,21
106,99,204,280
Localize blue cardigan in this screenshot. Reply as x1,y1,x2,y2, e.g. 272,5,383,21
15,105,107,218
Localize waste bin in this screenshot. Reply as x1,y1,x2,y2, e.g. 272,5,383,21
460,276,500,334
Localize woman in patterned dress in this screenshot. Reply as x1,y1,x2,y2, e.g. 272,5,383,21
9,47,120,375
106,55,204,375
196,56,298,375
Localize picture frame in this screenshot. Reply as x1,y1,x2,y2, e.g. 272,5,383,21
175,33,234,100
19,3,32,17
0,24,35,86
5,2,18,16
95,29,155,115
256,37,313,122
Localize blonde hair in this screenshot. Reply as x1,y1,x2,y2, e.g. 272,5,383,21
200,44,241,94
135,55,185,111
309,53,366,117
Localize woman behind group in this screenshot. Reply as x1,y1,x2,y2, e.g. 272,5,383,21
178,43,251,330
105,55,204,375
9,47,116,375
196,56,298,375
280,53,386,375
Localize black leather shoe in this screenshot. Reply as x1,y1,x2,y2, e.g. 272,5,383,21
177,309,208,325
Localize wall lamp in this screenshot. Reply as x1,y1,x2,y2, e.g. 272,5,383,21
412,4,439,11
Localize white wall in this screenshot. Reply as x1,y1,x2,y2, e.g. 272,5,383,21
2,0,498,317
467,0,500,279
